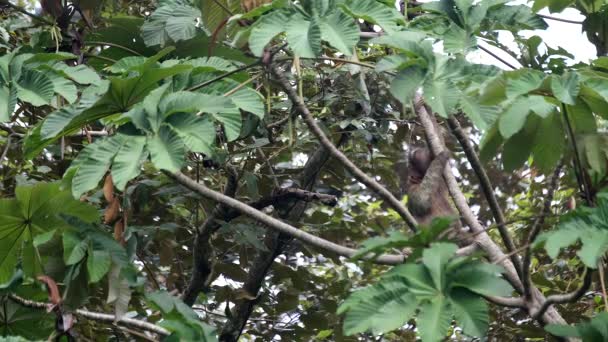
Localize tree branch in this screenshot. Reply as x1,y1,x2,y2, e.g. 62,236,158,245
413,95,569,328
182,167,239,306
477,44,518,70
483,295,525,308
167,170,411,265
8,294,169,336
414,99,522,281
447,115,521,277
267,63,418,232
2,2,54,25
522,162,562,300
532,268,593,320
220,137,342,341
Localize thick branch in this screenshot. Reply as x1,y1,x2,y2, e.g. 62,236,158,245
8,294,169,336
447,115,521,276
168,171,410,265
522,162,562,299
413,95,569,327
182,168,238,306
220,140,340,341
532,268,593,320
268,63,418,232
484,295,525,308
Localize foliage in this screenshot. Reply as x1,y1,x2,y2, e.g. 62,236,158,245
1,0,608,340
545,312,608,340
339,243,512,341
536,194,608,269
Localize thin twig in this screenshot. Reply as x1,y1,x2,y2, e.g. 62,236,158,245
87,41,144,56
532,268,593,320
187,61,262,92
522,162,562,299
267,63,418,231
477,44,518,70
8,294,169,336
223,75,261,97
599,259,608,311
3,2,54,25
85,53,117,64
257,147,280,188
562,103,592,205
0,135,13,164
538,14,583,24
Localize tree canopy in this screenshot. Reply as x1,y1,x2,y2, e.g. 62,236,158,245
1,0,608,341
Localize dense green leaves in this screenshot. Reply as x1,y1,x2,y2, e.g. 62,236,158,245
546,312,608,340
536,195,608,268
147,291,218,341
340,243,512,340
141,5,202,47
0,183,97,283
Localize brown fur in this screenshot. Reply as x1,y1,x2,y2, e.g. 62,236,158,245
402,148,465,242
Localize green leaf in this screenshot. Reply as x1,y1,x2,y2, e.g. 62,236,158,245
49,63,102,85
340,0,403,33
505,69,545,98
498,98,531,139
390,67,426,105
249,10,289,56
47,72,77,104
212,110,242,142
422,243,458,290
532,113,565,173
71,136,126,198
450,263,514,297
0,183,97,282
15,70,54,106
111,135,147,190
545,324,581,338
41,92,101,139
167,113,216,155
450,288,489,337
390,264,436,298
147,126,186,172
342,286,416,335
107,56,147,74
318,10,359,55
458,95,499,130
63,232,88,265
229,88,264,119
141,5,201,47
87,250,111,283
286,13,322,58
147,290,218,341
551,72,579,105
417,297,452,342
443,23,476,53
424,79,461,118
0,85,17,122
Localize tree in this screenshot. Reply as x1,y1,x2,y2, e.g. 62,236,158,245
0,0,608,341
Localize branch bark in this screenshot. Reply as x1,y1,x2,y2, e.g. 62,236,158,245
532,268,593,320
168,170,411,265
182,168,239,306
522,162,562,300
8,294,169,336
446,115,521,276
268,63,419,232
413,95,569,327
